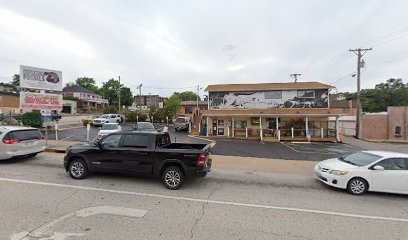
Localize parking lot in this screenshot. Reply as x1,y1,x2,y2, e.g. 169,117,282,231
45,123,361,161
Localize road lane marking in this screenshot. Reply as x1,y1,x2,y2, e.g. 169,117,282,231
1,177,408,223
60,134,76,141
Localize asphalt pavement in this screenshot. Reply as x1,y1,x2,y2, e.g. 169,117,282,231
45,123,360,161
1,152,408,240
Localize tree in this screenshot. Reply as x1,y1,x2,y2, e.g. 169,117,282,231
63,96,78,101
120,87,134,107
65,82,75,88
173,91,201,101
100,79,133,107
75,77,99,93
346,78,408,112
165,95,181,119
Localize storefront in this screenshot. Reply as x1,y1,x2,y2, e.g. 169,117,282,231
202,82,343,142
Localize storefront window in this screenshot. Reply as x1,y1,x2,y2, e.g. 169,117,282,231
233,120,247,129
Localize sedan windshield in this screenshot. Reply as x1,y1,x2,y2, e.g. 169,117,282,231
339,152,382,166
101,124,119,130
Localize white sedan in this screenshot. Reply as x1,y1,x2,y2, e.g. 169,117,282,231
314,151,408,195
96,123,122,139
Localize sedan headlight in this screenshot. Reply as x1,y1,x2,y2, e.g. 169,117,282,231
329,170,349,175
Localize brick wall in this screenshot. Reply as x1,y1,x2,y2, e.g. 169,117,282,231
362,114,388,140
387,106,408,140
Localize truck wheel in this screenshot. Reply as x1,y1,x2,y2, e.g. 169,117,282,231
162,166,184,190
68,159,89,180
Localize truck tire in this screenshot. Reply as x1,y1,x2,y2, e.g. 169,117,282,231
68,159,89,180
162,166,184,190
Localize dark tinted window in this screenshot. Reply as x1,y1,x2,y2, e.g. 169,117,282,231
123,134,149,148
100,134,121,148
176,118,187,123
156,134,171,147
376,158,407,170
4,129,42,141
137,122,155,129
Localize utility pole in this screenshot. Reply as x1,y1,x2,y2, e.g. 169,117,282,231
349,48,372,139
290,73,301,83
196,85,201,115
118,76,121,114
137,84,142,111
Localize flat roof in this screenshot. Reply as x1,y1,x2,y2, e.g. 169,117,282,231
202,108,342,116
205,82,333,92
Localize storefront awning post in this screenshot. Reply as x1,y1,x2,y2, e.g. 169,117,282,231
232,117,235,138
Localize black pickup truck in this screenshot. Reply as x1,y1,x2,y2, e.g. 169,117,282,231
63,131,212,190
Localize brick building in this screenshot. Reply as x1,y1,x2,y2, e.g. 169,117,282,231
362,106,408,141
0,91,19,114
134,95,166,109
178,101,208,118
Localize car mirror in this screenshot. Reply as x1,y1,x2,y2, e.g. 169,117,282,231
373,165,384,171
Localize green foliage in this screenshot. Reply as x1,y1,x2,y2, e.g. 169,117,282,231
124,110,148,122
165,95,181,119
358,78,408,112
63,95,78,101
173,91,201,101
100,79,134,107
0,74,19,91
21,112,43,128
103,106,118,114
149,106,166,123
75,77,99,93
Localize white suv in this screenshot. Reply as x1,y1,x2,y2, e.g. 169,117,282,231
0,126,46,160
92,114,122,127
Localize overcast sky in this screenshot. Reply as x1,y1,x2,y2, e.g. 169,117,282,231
1,0,408,97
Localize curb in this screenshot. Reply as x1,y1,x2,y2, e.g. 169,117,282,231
45,147,66,153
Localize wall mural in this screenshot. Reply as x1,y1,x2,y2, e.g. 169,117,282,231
209,89,328,109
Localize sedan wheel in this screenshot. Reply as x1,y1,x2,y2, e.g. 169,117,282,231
347,178,368,195
162,166,184,190
69,159,88,180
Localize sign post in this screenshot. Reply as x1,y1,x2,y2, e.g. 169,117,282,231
55,122,59,141
86,124,90,142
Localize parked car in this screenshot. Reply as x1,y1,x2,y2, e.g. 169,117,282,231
314,151,408,195
132,122,156,132
0,126,46,160
92,114,121,127
81,115,99,126
64,131,212,190
96,123,122,139
174,117,190,131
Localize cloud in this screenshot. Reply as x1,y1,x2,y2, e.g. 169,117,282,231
0,0,407,97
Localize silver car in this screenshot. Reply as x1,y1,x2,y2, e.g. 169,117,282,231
0,126,46,160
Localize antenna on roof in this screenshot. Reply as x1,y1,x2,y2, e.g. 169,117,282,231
290,73,301,83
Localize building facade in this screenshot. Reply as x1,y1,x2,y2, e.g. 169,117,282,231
202,82,343,141
362,106,408,141
134,95,166,109
63,85,108,112
178,101,208,118
0,91,19,114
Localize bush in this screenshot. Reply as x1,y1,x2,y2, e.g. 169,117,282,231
21,112,43,128
124,110,148,123
103,106,118,114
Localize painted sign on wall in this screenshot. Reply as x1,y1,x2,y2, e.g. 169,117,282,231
20,65,62,91
209,89,328,109
20,92,63,110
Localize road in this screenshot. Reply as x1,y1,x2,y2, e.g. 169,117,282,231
46,124,360,161
1,152,408,240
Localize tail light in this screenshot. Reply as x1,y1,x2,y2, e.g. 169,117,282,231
197,153,206,167
38,136,45,140
2,139,20,144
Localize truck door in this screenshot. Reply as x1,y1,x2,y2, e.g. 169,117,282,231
119,134,154,174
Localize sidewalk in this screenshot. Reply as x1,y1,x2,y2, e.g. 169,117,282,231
343,136,408,154
45,140,78,153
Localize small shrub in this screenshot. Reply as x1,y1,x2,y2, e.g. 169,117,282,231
21,112,43,128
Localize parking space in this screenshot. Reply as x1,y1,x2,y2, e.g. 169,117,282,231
44,123,360,161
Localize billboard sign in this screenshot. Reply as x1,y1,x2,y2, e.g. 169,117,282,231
20,92,63,111
20,65,62,91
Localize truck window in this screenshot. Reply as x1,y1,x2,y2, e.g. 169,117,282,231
100,134,121,148
156,134,171,147
123,134,149,148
